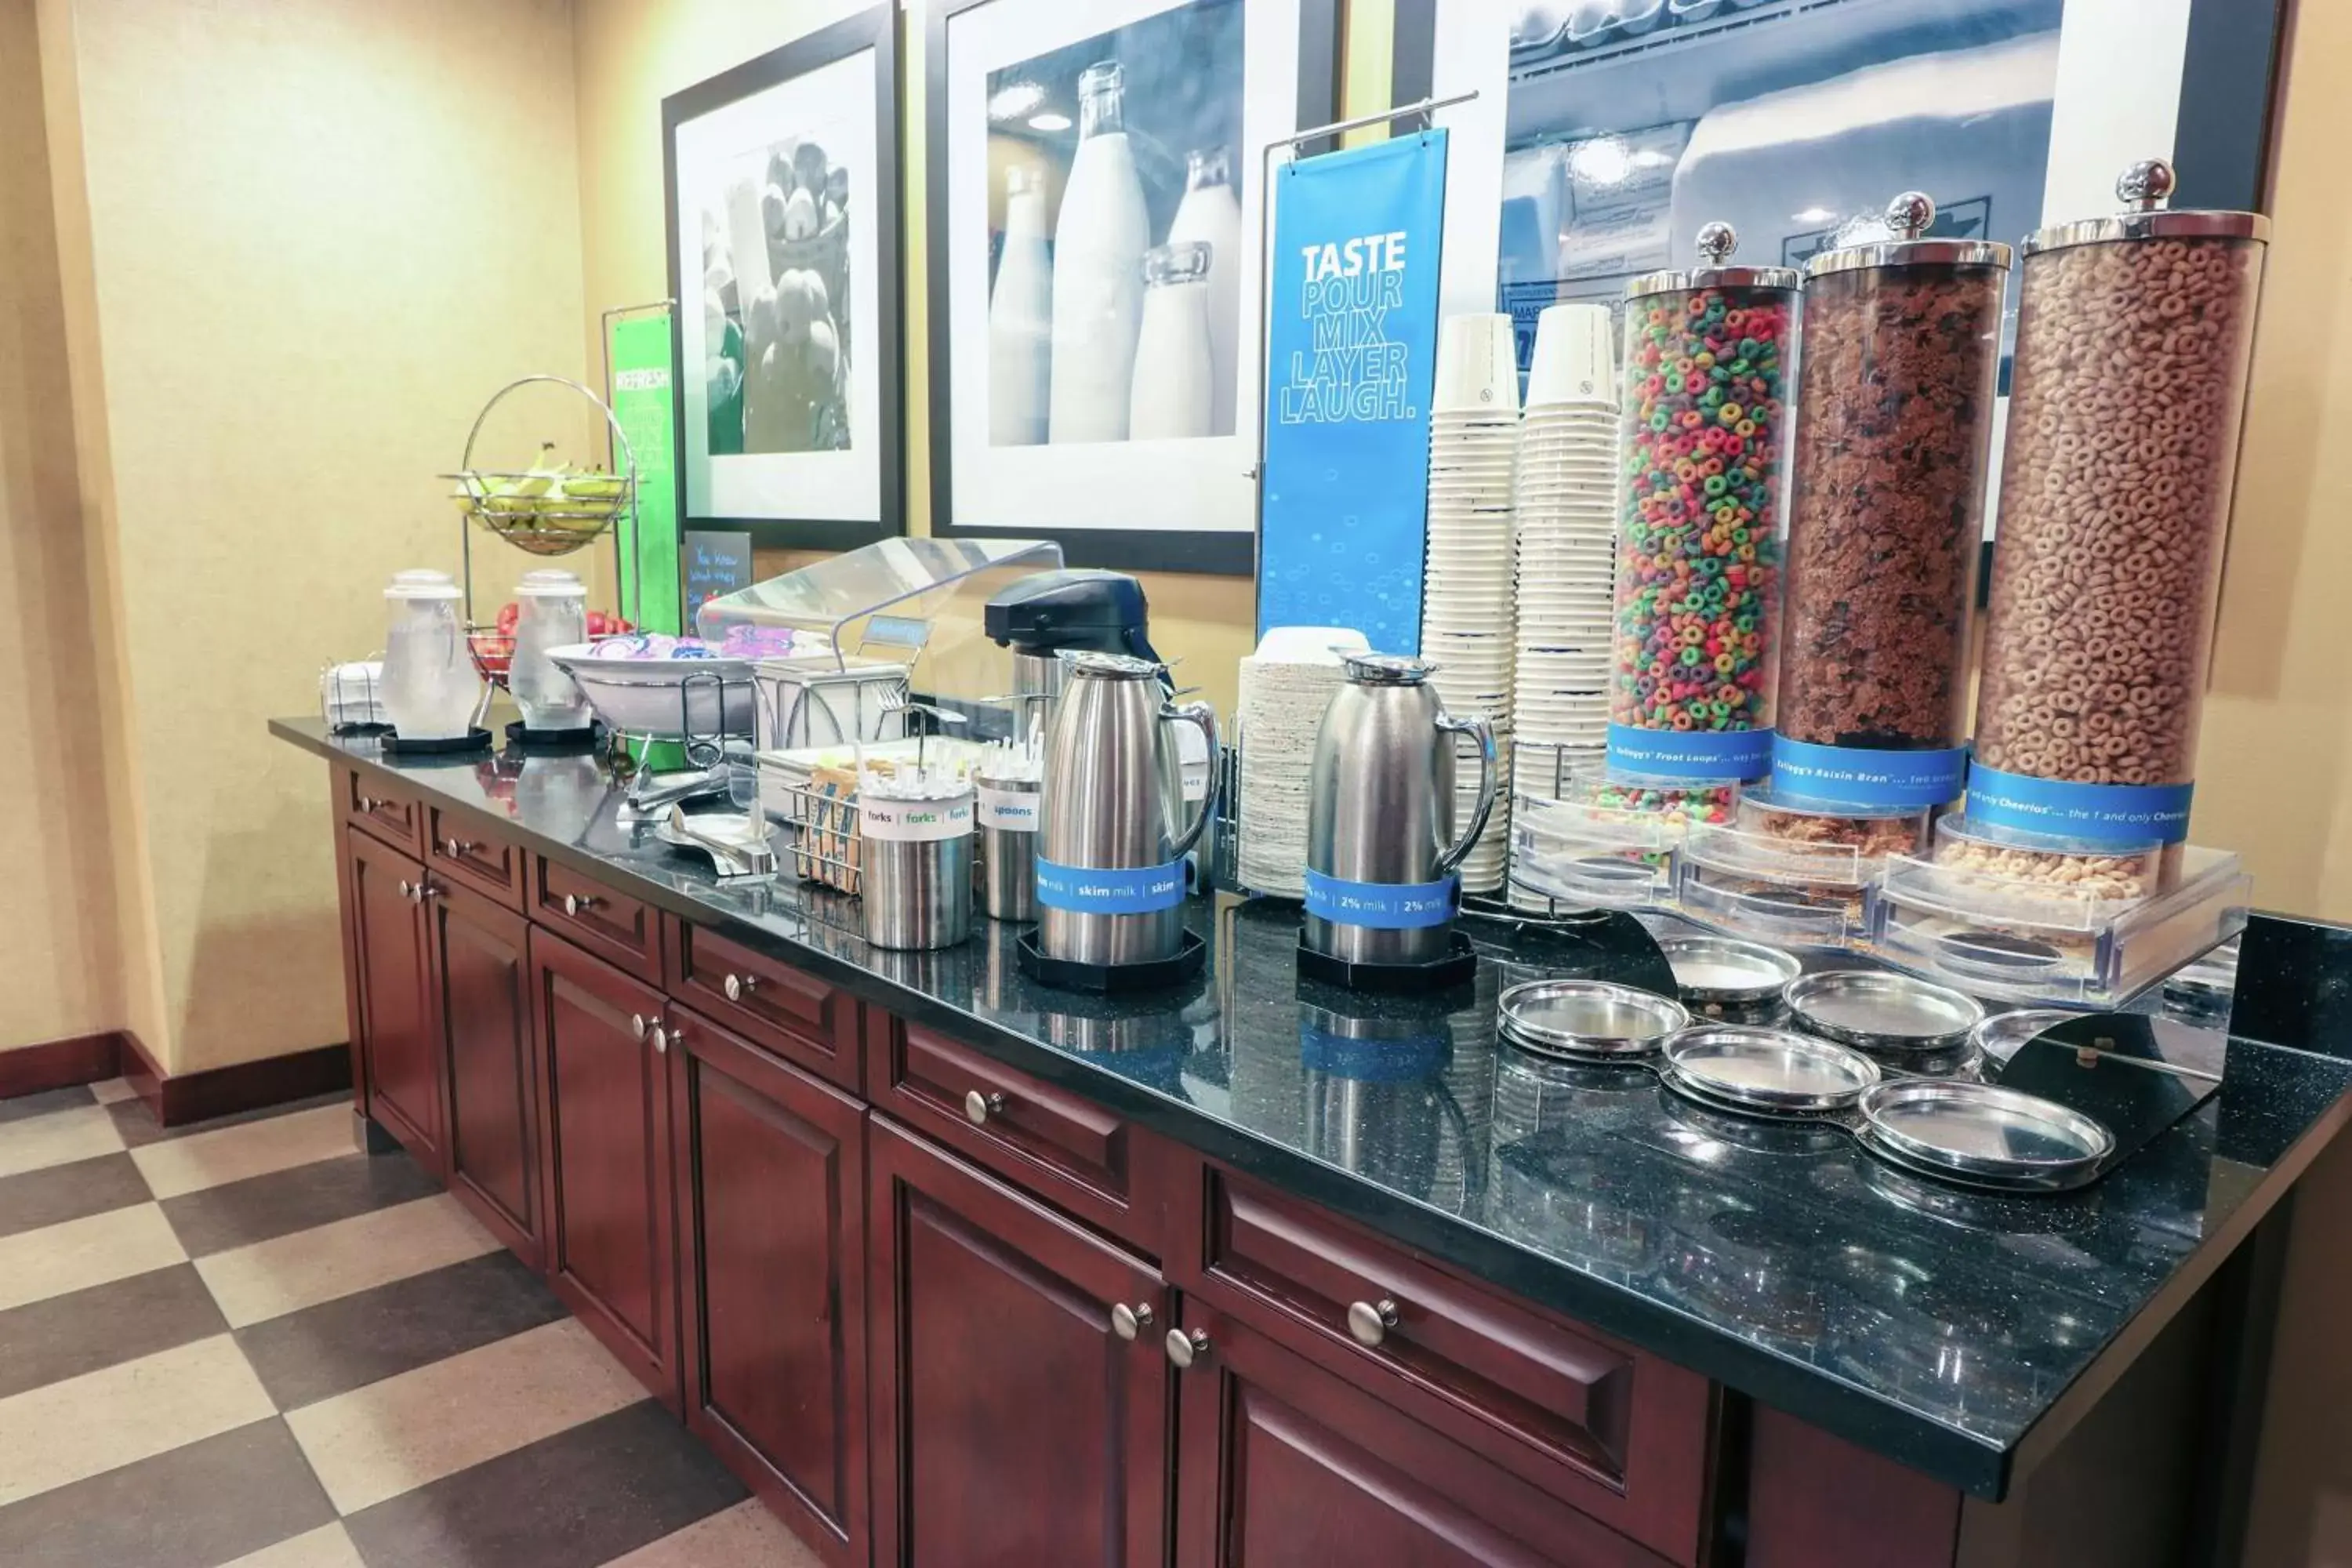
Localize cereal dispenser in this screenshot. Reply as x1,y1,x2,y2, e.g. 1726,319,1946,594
1776,191,2009,812
1967,159,2267,848
1608,221,1798,786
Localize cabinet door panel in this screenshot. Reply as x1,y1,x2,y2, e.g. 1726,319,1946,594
532,929,677,1406
347,827,441,1173
434,881,540,1265
869,1120,1168,1568
1175,1305,1673,1568
673,1010,867,1566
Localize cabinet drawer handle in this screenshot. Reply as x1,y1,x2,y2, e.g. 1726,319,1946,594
1346,1298,1400,1348
1165,1328,1210,1370
562,893,600,917
417,882,441,900
357,794,376,812
723,972,755,1002
651,1025,669,1055
443,837,474,857
630,1014,648,1041
963,1090,1005,1125
395,878,412,898
1110,1302,1155,1341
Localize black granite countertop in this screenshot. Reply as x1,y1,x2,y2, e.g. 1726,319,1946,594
272,717,2352,1501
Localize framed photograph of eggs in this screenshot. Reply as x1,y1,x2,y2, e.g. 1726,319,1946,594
924,0,1341,575
663,5,903,550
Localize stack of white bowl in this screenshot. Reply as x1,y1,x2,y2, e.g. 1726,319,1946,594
1237,626,1370,898
1512,303,1618,770
1421,313,1521,895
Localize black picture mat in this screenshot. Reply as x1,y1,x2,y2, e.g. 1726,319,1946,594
924,0,1343,576
661,4,905,554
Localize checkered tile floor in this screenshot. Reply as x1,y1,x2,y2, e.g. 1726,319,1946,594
0,1082,819,1567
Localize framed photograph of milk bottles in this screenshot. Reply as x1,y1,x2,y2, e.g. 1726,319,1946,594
1396,0,2285,377
662,4,902,550
926,0,1341,573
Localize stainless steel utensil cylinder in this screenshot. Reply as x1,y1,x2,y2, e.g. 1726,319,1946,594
1305,653,1498,966
1037,652,1219,967
976,771,1040,922
859,789,975,951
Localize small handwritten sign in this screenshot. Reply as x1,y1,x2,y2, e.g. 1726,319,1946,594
684,531,753,619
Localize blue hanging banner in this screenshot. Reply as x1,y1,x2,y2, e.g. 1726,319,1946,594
1258,131,1449,655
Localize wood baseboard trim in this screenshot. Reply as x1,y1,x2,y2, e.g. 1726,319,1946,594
119,1033,354,1128
0,1031,125,1099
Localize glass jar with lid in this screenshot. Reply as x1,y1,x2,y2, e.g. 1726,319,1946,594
1968,159,2268,849
381,570,480,740
1773,191,2010,813
1608,221,1800,787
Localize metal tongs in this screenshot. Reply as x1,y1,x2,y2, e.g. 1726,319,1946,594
665,803,778,879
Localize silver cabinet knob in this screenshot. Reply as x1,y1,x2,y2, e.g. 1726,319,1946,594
723,972,754,1002
562,893,599,917
443,837,472,857
394,878,412,899
651,1025,669,1055
417,882,441,900
1110,1302,1156,1341
1165,1328,1210,1370
963,1090,1005,1125
630,1014,648,1041
1346,1298,1400,1348
356,795,376,812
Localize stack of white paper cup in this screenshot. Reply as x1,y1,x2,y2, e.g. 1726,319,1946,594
1512,303,1617,761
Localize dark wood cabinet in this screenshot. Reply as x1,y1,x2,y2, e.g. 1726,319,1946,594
532,927,679,1408
429,880,542,1267
666,918,861,1091
1174,1301,1675,1568
868,1119,1171,1568
670,1007,869,1567
344,826,443,1174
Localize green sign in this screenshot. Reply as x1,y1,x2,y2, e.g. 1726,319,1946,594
608,313,681,633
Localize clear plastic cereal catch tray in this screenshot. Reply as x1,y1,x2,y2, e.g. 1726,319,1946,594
1676,791,1929,946
1508,772,1735,912
1867,815,2248,1005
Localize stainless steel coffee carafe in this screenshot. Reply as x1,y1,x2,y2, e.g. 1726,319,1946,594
1304,654,1497,965
1037,652,1218,967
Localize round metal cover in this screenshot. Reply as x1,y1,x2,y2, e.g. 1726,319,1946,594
1497,979,1688,1062
1857,1080,2114,1192
1657,936,1802,1007
1661,1025,1881,1116
1785,971,1984,1054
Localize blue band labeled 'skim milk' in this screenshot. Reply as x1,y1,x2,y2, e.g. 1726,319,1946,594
1768,736,1969,811
1606,723,1772,782
1034,858,1187,915
1962,763,2194,846
1302,869,1459,930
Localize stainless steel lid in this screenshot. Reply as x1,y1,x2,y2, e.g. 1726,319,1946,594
1970,1008,2075,1065
1657,935,1802,1006
1341,652,1436,687
1625,221,1802,300
1805,191,2013,280
1857,1080,2114,1190
1497,979,1689,1061
1784,970,1984,1054
1661,1025,1880,1114
2023,158,2269,256
1065,651,1166,681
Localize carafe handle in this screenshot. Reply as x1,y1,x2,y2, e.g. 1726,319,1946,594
1160,700,1221,859
1432,711,1497,880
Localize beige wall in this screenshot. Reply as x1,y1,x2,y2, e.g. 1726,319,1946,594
27,0,591,1073
0,0,124,1054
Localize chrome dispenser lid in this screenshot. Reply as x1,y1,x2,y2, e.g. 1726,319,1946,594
1497,979,1688,1061
1857,1080,2114,1191
1805,191,2013,279
1784,970,1984,1054
1661,1025,1881,1115
1625,221,1802,300
1341,652,1436,686
1657,935,1802,1007
2023,158,2270,255
1064,651,1166,681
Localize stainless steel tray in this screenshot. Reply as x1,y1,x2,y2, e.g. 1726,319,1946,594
1784,970,1983,1054
1856,1080,2115,1192
1661,1025,1881,1114
1497,979,1689,1062
1658,935,1802,1007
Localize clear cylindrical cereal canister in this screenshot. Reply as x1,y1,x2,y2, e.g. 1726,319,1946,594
1773,192,2010,811
1608,222,1800,786
1967,159,2267,848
